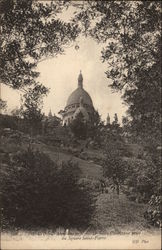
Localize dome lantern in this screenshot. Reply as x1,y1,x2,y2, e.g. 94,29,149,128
78,70,83,88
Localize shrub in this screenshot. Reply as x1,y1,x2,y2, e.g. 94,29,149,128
0,148,95,230
124,157,161,203
0,114,18,130
78,178,98,192
70,112,88,139
144,195,161,228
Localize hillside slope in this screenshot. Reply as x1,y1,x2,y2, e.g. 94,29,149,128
0,130,103,180
1,129,160,236
91,192,153,234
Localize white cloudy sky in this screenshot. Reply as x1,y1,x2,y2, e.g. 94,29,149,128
1,6,127,123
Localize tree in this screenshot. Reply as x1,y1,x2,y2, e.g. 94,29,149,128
42,113,62,135
70,112,88,139
11,107,22,118
124,152,161,203
0,0,79,115
0,114,18,130
1,148,95,230
112,113,120,129
0,0,80,134
0,99,7,113
87,110,103,142
73,1,161,145
0,0,79,89
19,85,47,134
103,124,127,194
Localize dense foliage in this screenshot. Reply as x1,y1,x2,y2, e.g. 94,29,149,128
0,0,78,90
70,110,103,142
71,1,161,226
103,123,127,194
1,148,95,230
0,0,79,126
144,195,161,228
124,156,161,202
72,1,161,145
19,86,47,134
0,114,19,130
0,99,7,113
87,110,103,143
70,112,88,139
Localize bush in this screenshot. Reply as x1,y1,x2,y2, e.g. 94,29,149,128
78,178,100,192
124,157,161,203
0,148,95,230
144,195,161,228
0,114,18,130
70,112,88,139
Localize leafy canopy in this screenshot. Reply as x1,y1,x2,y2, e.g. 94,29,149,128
72,1,161,143
1,148,95,229
0,0,79,91
0,0,80,123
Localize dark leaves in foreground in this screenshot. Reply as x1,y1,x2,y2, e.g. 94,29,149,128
1,148,95,230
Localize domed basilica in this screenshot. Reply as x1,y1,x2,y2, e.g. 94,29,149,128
59,72,94,125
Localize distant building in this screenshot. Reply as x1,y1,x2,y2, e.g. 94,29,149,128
59,72,95,125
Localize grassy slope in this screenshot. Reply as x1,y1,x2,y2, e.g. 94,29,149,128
1,135,103,179
91,192,151,234
31,142,103,179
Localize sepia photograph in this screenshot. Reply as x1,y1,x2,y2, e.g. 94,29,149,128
0,0,161,249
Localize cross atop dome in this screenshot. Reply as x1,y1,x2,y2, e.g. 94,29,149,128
78,70,83,88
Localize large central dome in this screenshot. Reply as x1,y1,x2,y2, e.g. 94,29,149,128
66,72,93,107
66,87,93,107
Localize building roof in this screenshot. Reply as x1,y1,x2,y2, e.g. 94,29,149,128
66,87,93,107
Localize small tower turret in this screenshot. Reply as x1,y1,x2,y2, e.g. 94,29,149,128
107,113,110,125
48,109,52,117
